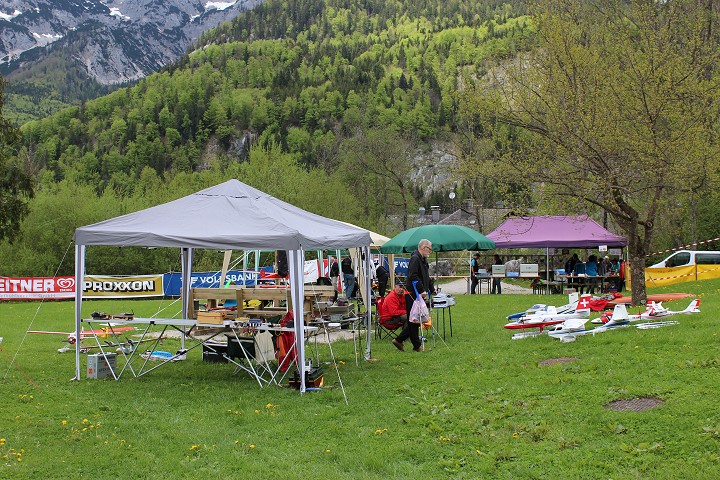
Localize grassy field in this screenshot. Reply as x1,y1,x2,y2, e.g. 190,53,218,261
1,281,719,479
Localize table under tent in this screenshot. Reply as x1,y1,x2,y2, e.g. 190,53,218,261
72,179,373,392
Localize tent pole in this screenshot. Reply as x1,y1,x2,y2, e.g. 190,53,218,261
254,250,260,286
180,248,193,350
73,244,85,381
363,245,372,360
546,248,550,286
220,250,232,286
389,254,395,288
288,249,306,392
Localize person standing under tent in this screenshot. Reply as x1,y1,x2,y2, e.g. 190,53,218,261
329,256,340,302
376,261,390,297
491,254,503,294
470,253,481,294
392,239,432,352
585,254,600,294
565,253,579,276
341,254,355,300
601,255,614,275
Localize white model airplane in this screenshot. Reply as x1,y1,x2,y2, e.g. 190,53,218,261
506,303,548,320
592,299,700,324
591,299,697,334
636,299,700,319
506,293,591,339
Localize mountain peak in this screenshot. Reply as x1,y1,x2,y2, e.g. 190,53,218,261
0,0,261,84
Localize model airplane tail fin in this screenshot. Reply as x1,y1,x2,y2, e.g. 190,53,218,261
575,294,592,314
568,291,579,304
646,301,662,315
683,298,700,313
607,304,630,324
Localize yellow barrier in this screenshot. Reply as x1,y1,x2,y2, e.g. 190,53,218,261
644,264,720,287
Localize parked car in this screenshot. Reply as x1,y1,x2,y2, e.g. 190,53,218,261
649,250,720,268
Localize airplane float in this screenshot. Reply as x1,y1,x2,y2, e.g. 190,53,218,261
505,293,591,339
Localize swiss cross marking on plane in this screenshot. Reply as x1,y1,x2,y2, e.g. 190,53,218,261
577,297,590,310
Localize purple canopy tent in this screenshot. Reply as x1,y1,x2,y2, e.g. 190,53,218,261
486,215,627,284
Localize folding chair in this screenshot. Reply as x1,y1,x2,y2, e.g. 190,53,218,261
374,296,404,340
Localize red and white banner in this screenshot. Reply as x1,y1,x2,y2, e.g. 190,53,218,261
0,274,165,300
0,276,76,300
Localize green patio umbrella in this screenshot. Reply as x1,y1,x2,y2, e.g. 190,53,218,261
380,224,495,253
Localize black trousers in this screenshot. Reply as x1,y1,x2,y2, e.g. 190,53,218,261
395,293,422,349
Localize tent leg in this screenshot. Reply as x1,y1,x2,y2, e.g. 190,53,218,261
288,249,306,393
73,244,85,381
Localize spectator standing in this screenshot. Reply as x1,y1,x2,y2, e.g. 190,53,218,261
491,254,503,294
470,253,481,294
392,239,432,352
341,255,355,300
585,254,600,294
329,256,340,302
565,253,579,276
601,255,614,275
376,262,390,297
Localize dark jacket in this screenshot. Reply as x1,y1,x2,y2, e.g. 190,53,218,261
329,261,339,278
341,257,353,275
376,264,389,281
407,249,431,300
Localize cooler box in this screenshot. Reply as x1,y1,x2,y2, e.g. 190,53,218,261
491,265,506,277
226,335,256,359
202,341,228,363
289,366,324,389
87,353,117,379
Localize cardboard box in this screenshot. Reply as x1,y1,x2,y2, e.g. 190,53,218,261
197,310,233,325
87,353,116,379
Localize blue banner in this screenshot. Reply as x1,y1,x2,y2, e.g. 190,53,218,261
393,257,409,276
162,268,274,296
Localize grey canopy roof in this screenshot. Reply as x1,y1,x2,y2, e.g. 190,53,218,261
74,179,372,250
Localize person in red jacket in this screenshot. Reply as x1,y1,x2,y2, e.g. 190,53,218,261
382,282,408,326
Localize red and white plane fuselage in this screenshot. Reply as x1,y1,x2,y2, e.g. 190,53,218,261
504,294,592,332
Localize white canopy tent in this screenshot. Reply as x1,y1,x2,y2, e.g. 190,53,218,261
72,179,372,391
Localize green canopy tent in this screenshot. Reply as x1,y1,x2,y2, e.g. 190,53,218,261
380,224,496,292
380,224,496,254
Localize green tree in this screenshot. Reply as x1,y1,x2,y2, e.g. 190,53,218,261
473,0,720,304
0,77,34,242
339,128,415,230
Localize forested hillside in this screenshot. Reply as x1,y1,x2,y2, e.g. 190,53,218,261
2,0,531,276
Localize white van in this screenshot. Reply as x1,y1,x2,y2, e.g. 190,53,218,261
649,250,720,268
